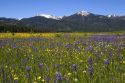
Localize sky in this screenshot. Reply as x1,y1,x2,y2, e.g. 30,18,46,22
0,0,125,18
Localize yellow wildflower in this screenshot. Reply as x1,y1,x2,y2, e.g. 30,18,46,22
37,76,41,80
79,60,83,63
11,70,14,73
83,70,86,73
14,77,18,80
14,75,18,80
42,79,45,82
74,78,78,82
34,81,37,83
68,73,71,76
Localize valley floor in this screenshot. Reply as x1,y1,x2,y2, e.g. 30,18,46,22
0,32,125,83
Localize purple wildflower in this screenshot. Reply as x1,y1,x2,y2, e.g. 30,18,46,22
55,64,60,71
50,42,54,49
26,66,31,72
88,65,94,77
57,42,63,47
55,64,60,68
72,64,77,71
88,57,93,65
65,44,72,49
104,59,109,65
33,47,37,52
56,72,62,81
87,45,93,51
76,47,81,52
39,63,43,69
46,76,50,82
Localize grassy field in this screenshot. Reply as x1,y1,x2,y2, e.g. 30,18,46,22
0,33,125,83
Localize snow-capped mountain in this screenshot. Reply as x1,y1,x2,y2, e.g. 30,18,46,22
1,10,125,32
37,14,62,20
107,14,116,18
76,11,90,16
36,11,91,20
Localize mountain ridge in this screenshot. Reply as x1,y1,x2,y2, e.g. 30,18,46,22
0,11,125,32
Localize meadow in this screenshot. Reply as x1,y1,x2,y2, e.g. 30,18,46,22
0,33,125,83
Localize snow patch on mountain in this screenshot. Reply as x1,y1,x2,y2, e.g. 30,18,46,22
37,14,62,20
107,14,116,18
77,11,90,16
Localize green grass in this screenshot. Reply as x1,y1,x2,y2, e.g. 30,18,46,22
0,33,125,83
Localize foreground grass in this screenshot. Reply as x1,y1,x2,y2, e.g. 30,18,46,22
0,33,125,83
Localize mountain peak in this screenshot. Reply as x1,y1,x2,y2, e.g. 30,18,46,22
36,14,62,20
107,14,116,18
77,11,90,16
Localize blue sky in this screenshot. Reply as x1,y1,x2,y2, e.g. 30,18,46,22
0,0,125,18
